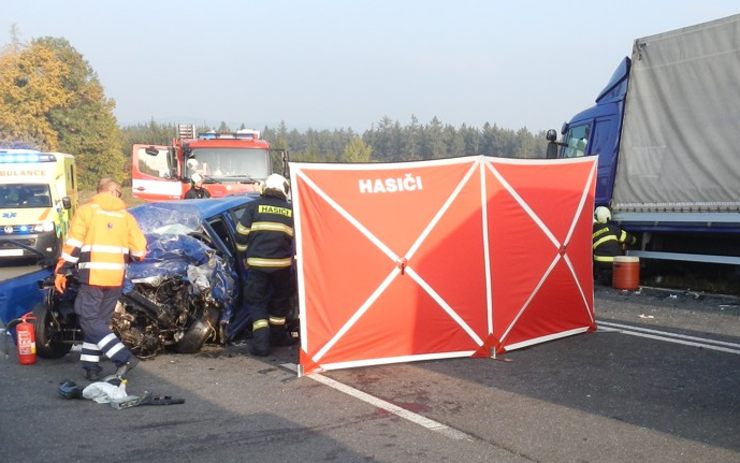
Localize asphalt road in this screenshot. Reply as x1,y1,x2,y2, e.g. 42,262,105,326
0,264,46,281
1,285,738,463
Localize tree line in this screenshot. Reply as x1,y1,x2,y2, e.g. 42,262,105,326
123,117,548,166
2,35,548,189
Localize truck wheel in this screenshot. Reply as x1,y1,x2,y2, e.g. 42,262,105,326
174,320,213,354
32,302,72,359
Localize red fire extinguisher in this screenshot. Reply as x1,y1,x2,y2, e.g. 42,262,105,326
15,312,37,365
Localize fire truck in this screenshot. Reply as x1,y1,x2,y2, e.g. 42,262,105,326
132,124,288,201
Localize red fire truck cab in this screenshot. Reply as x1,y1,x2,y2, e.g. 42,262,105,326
132,124,287,201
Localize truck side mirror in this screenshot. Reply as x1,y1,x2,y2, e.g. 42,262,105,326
545,129,560,159
62,196,72,209
282,150,290,177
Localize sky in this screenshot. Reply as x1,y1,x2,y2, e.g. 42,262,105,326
3,1,739,133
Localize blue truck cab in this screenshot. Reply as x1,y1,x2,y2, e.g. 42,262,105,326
549,58,630,209
546,15,740,265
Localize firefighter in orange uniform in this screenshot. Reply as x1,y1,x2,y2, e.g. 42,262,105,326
54,178,147,380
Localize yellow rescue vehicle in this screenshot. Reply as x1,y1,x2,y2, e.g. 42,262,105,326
0,149,77,261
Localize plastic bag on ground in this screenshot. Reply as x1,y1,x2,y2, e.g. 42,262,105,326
82,380,129,404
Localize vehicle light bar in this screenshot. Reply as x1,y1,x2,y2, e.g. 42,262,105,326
198,129,260,141
0,150,56,163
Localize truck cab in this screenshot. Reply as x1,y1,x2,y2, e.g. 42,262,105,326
546,13,740,266
547,58,630,208
132,125,287,201
0,149,77,261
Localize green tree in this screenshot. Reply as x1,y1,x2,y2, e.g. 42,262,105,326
0,40,70,149
0,36,123,187
403,114,422,160
426,116,447,159
217,121,231,133
342,137,372,162
34,37,124,188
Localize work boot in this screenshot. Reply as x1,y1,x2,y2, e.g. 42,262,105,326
84,366,103,381
250,327,270,356
270,329,298,347
115,356,139,379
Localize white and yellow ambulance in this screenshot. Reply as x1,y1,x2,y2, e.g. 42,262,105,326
0,149,78,261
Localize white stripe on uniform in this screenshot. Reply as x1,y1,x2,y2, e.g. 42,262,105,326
61,252,79,263
98,333,118,349
81,244,129,254
106,343,125,358
79,262,126,271
94,210,125,218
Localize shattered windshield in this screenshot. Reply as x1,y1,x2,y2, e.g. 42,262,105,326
187,148,270,182
129,202,204,235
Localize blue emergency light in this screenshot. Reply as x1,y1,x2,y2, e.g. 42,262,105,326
197,131,257,141
0,150,55,163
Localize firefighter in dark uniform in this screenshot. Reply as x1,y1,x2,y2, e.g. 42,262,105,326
592,206,636,285
235,173,295,356
55,178,147,380
184,173,211,199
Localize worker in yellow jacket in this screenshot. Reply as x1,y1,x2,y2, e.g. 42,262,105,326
55,178,147,380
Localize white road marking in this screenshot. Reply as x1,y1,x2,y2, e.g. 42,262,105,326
281,319,737,442
598,321,740,355
281,363,473,441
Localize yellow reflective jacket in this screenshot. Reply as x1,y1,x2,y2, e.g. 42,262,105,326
58,192,147,286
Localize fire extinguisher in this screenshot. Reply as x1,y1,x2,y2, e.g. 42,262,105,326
14,312,37,365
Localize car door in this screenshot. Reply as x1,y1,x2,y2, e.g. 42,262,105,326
131,144,184,201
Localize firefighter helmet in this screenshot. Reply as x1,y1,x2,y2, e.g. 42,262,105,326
263,173,290,199
594,206,611,224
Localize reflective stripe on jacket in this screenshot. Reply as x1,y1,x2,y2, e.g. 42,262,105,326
236,194,294,271
59,192,147,286
592,222,630,263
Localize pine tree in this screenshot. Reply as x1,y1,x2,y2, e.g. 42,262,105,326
342,137,372,162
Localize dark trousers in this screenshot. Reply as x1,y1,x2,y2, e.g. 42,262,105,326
74,284,132,369
243,268,295,331
593,260,614,286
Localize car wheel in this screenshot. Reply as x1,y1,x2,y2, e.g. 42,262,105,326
174,319,213,353
32,302,72,359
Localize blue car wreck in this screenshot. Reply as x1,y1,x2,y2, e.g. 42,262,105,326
2,196,266,359
119,197,257,357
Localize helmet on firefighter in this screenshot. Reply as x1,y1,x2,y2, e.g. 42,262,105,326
594,206,611,224
263,173,290,199
191,173,203,185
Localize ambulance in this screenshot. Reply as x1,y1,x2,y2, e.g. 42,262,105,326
0,149,77,261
